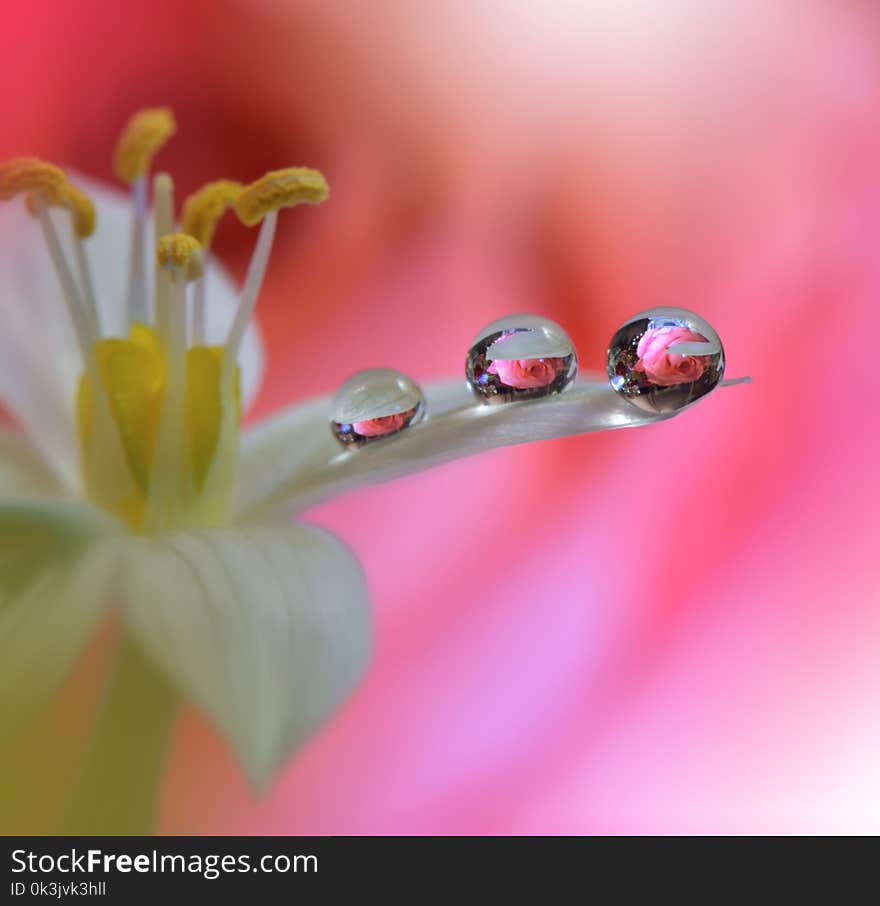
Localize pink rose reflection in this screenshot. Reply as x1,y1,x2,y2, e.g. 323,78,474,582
488,357,565,389
353,412,409,437
633,327,711,387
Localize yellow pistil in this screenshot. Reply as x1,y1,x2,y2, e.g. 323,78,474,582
181,179,243,248
113,107,176,184
234,167,328,226
0,157,68,205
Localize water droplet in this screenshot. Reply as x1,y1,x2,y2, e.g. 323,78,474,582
607,307,725,414
331,368,425,447
465,314,578,403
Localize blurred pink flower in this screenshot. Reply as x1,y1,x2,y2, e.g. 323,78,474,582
487,357,565,389
633,327,709,386
3,0,880,836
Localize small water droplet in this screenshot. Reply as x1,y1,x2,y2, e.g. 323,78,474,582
331,368,425,447
607,307,725,414
465,314,578,403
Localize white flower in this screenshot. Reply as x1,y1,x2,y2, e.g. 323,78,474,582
0,110,690,798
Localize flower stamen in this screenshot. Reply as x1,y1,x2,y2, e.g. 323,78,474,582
181,179,242,344
157,232,203,277
0,157,67,203
113,107,176,185
2,118,330,536
63,183,100,336
114,108,176,329
1,157,144,520
227,209,277,368
152,172,175,348
31,196,96,361
233,167,327,227
26,181,100,337
125,176,150,327
146,232,203,532
181,179,242,248
226,168,328,365
0,160,97,355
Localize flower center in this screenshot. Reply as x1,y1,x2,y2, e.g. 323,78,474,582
0,108,328,533
75,324,240,532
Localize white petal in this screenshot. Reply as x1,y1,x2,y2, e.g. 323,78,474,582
235,376,674,518
206,258,265,411
474,313,575,360
121,522,371,789
331,368,423,423
486,331,573,360
0,203,81,490
666,340,721,356
0,497,123,741
0,427,62,495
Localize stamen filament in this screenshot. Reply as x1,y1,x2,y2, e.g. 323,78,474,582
147,232,204,531
70,216,100,337
113,107,176,185
191,255,207,345
125,176,149,327
153,173,174,239
19,178,101,336
36,198,142,518
225,210,277,364
33,200,94,360
145,272,188,532
152,174,174,347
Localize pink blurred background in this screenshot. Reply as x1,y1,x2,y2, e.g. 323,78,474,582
2,0,879,834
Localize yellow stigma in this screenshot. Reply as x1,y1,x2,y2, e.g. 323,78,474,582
157,232,203,280
113,107,176,183
181,179,243,248
25,180,96,237
0,157,67,205
234,167,328,227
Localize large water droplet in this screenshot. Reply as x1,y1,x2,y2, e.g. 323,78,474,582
331,368,425,447
607,307,725,414
465,314,578,403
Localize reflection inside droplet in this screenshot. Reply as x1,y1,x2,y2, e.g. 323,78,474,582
607,307,725,414
331,368,425,447
465,314,578,403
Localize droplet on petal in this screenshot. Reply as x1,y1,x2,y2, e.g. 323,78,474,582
607,307,725,414
465,314,577,403
331,368,425,447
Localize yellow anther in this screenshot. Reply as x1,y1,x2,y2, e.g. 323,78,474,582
25,181,96,237
234,167,328,227
0,157,67,205
64,183,96,238
113,107,176,183
157,232,203,281
181,179,243,248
